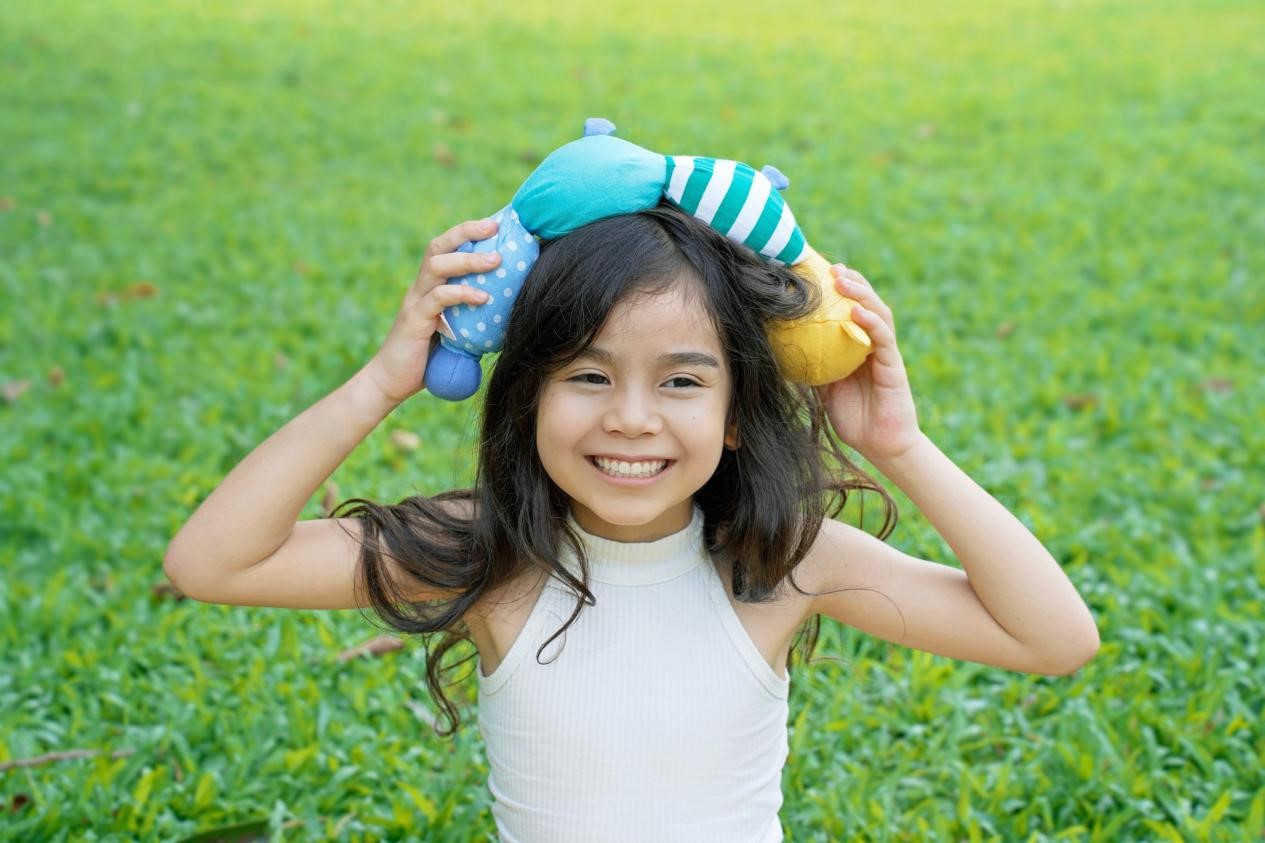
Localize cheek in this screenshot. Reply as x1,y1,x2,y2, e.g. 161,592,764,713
536,392,580,462
689,395,730,430
534,395,552,462
534,420,565,485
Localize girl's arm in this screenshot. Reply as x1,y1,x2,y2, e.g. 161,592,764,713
164,217,499,607
162,364,399,594
804,436,1099,675
809,264,1098,674
869,432,1100,664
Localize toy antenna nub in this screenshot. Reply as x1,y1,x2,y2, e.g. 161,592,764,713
584,117,617,137
761,165,789,191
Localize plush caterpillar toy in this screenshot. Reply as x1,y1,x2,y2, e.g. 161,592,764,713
424,117,873,400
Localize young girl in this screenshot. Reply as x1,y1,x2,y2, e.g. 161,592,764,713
164,201,1099,842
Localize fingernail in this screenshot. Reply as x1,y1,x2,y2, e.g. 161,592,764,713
484,253,498,264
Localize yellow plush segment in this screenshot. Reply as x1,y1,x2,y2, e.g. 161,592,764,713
766,247,873,385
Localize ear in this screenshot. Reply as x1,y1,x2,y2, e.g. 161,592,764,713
724,421,741,450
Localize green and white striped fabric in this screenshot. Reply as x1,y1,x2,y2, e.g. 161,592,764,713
664,155,807,266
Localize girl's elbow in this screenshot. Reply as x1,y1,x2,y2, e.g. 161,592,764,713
1052,628,1101,676
162,558,218,605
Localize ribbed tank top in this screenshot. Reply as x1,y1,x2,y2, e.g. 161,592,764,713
476,503,791,843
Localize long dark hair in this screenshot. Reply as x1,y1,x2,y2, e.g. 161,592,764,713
332,200,897,736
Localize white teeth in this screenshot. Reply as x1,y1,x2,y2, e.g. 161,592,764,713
593,457,668,477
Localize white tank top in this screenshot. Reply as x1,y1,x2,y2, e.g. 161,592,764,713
476,503,791,843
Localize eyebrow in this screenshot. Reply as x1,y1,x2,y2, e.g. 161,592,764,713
575,346,721,369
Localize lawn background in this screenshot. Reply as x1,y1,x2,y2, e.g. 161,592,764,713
1,0,1262,840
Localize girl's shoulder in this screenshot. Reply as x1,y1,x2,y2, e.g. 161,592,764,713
446,497,551,631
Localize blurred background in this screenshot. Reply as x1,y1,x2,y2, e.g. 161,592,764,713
1,0,1261,839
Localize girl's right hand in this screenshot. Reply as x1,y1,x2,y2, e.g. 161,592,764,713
367,218,501,403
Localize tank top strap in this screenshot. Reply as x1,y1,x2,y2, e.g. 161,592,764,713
697,556,791,699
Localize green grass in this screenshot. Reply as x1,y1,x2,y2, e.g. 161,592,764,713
2,0,1262,839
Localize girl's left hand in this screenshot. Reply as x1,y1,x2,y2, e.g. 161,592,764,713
814,264,922,463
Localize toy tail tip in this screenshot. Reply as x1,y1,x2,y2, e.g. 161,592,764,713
761,164,789,191
584,117,617,137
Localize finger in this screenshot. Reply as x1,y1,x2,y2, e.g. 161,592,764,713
832,263,877,296
423,218,499,260
832,262,868,283
850,304,904,368
421,281,491,315
417,249,501,289
833,266,895,335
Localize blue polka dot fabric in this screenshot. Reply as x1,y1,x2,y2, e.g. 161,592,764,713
438,203,540,360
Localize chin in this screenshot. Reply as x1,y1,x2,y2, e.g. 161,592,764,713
584,498,692,528
580,503,657,525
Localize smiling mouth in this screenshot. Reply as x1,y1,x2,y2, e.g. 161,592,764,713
587,456,674,478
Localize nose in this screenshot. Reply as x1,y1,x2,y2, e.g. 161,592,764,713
601,384,664,437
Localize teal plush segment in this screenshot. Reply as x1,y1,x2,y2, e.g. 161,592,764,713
512,134,667,240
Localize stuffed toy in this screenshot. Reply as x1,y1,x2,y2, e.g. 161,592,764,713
424,117,873,400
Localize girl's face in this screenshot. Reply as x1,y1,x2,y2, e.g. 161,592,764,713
536,280,737,542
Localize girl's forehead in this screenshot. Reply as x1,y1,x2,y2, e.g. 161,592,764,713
585,298,728,375
600,283,717,341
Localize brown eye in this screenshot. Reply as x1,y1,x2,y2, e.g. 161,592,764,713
568,374,699,388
